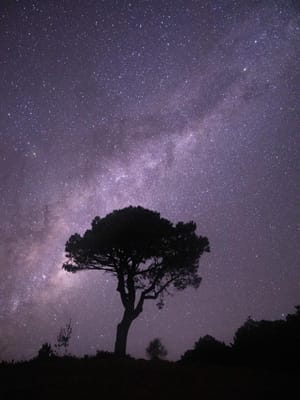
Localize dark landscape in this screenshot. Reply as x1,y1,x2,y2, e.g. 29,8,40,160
2,305,300,399
1,357,298,400
1,1,299,398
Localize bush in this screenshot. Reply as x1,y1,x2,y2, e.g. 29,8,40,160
146,338,168,360
180,335,230,364
37,343,54,360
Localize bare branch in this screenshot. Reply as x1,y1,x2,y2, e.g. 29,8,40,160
63,262,115,273
144,277,176,300
132,275,176,318
134,262,163,276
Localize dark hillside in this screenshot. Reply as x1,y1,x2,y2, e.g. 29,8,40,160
0,357,297,400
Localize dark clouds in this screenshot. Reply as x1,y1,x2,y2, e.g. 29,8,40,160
0,0,299,360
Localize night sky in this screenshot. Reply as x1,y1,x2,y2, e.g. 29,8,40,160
0,0,299,361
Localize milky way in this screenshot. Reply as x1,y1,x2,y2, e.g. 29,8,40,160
0,0,299,361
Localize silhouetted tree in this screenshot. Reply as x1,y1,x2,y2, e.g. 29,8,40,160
55,320,72,355
231,306,300,367
63,206,209,356
234,318,285,364
285,305,300,331
146,338,168,360
180,335,229,364
38,342,54,360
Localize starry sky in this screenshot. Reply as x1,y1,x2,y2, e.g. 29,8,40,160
0,0,299,361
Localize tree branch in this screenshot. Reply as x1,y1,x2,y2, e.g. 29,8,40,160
132,275,177,318
117,271,129,308
90,255,117,268
126,272,136,310
63,263,115,273
144,277,176,299
134,262,163,276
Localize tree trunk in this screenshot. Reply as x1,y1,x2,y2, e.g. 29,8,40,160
114,312,133,356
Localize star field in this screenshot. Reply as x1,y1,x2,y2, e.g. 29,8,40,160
0,0,299,360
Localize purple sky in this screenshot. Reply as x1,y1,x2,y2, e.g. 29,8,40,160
0,0,299,361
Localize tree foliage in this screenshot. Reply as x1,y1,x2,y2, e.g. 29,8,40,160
63,206,209,302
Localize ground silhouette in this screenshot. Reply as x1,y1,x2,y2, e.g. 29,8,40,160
2,308,299,399
0,354,297,399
